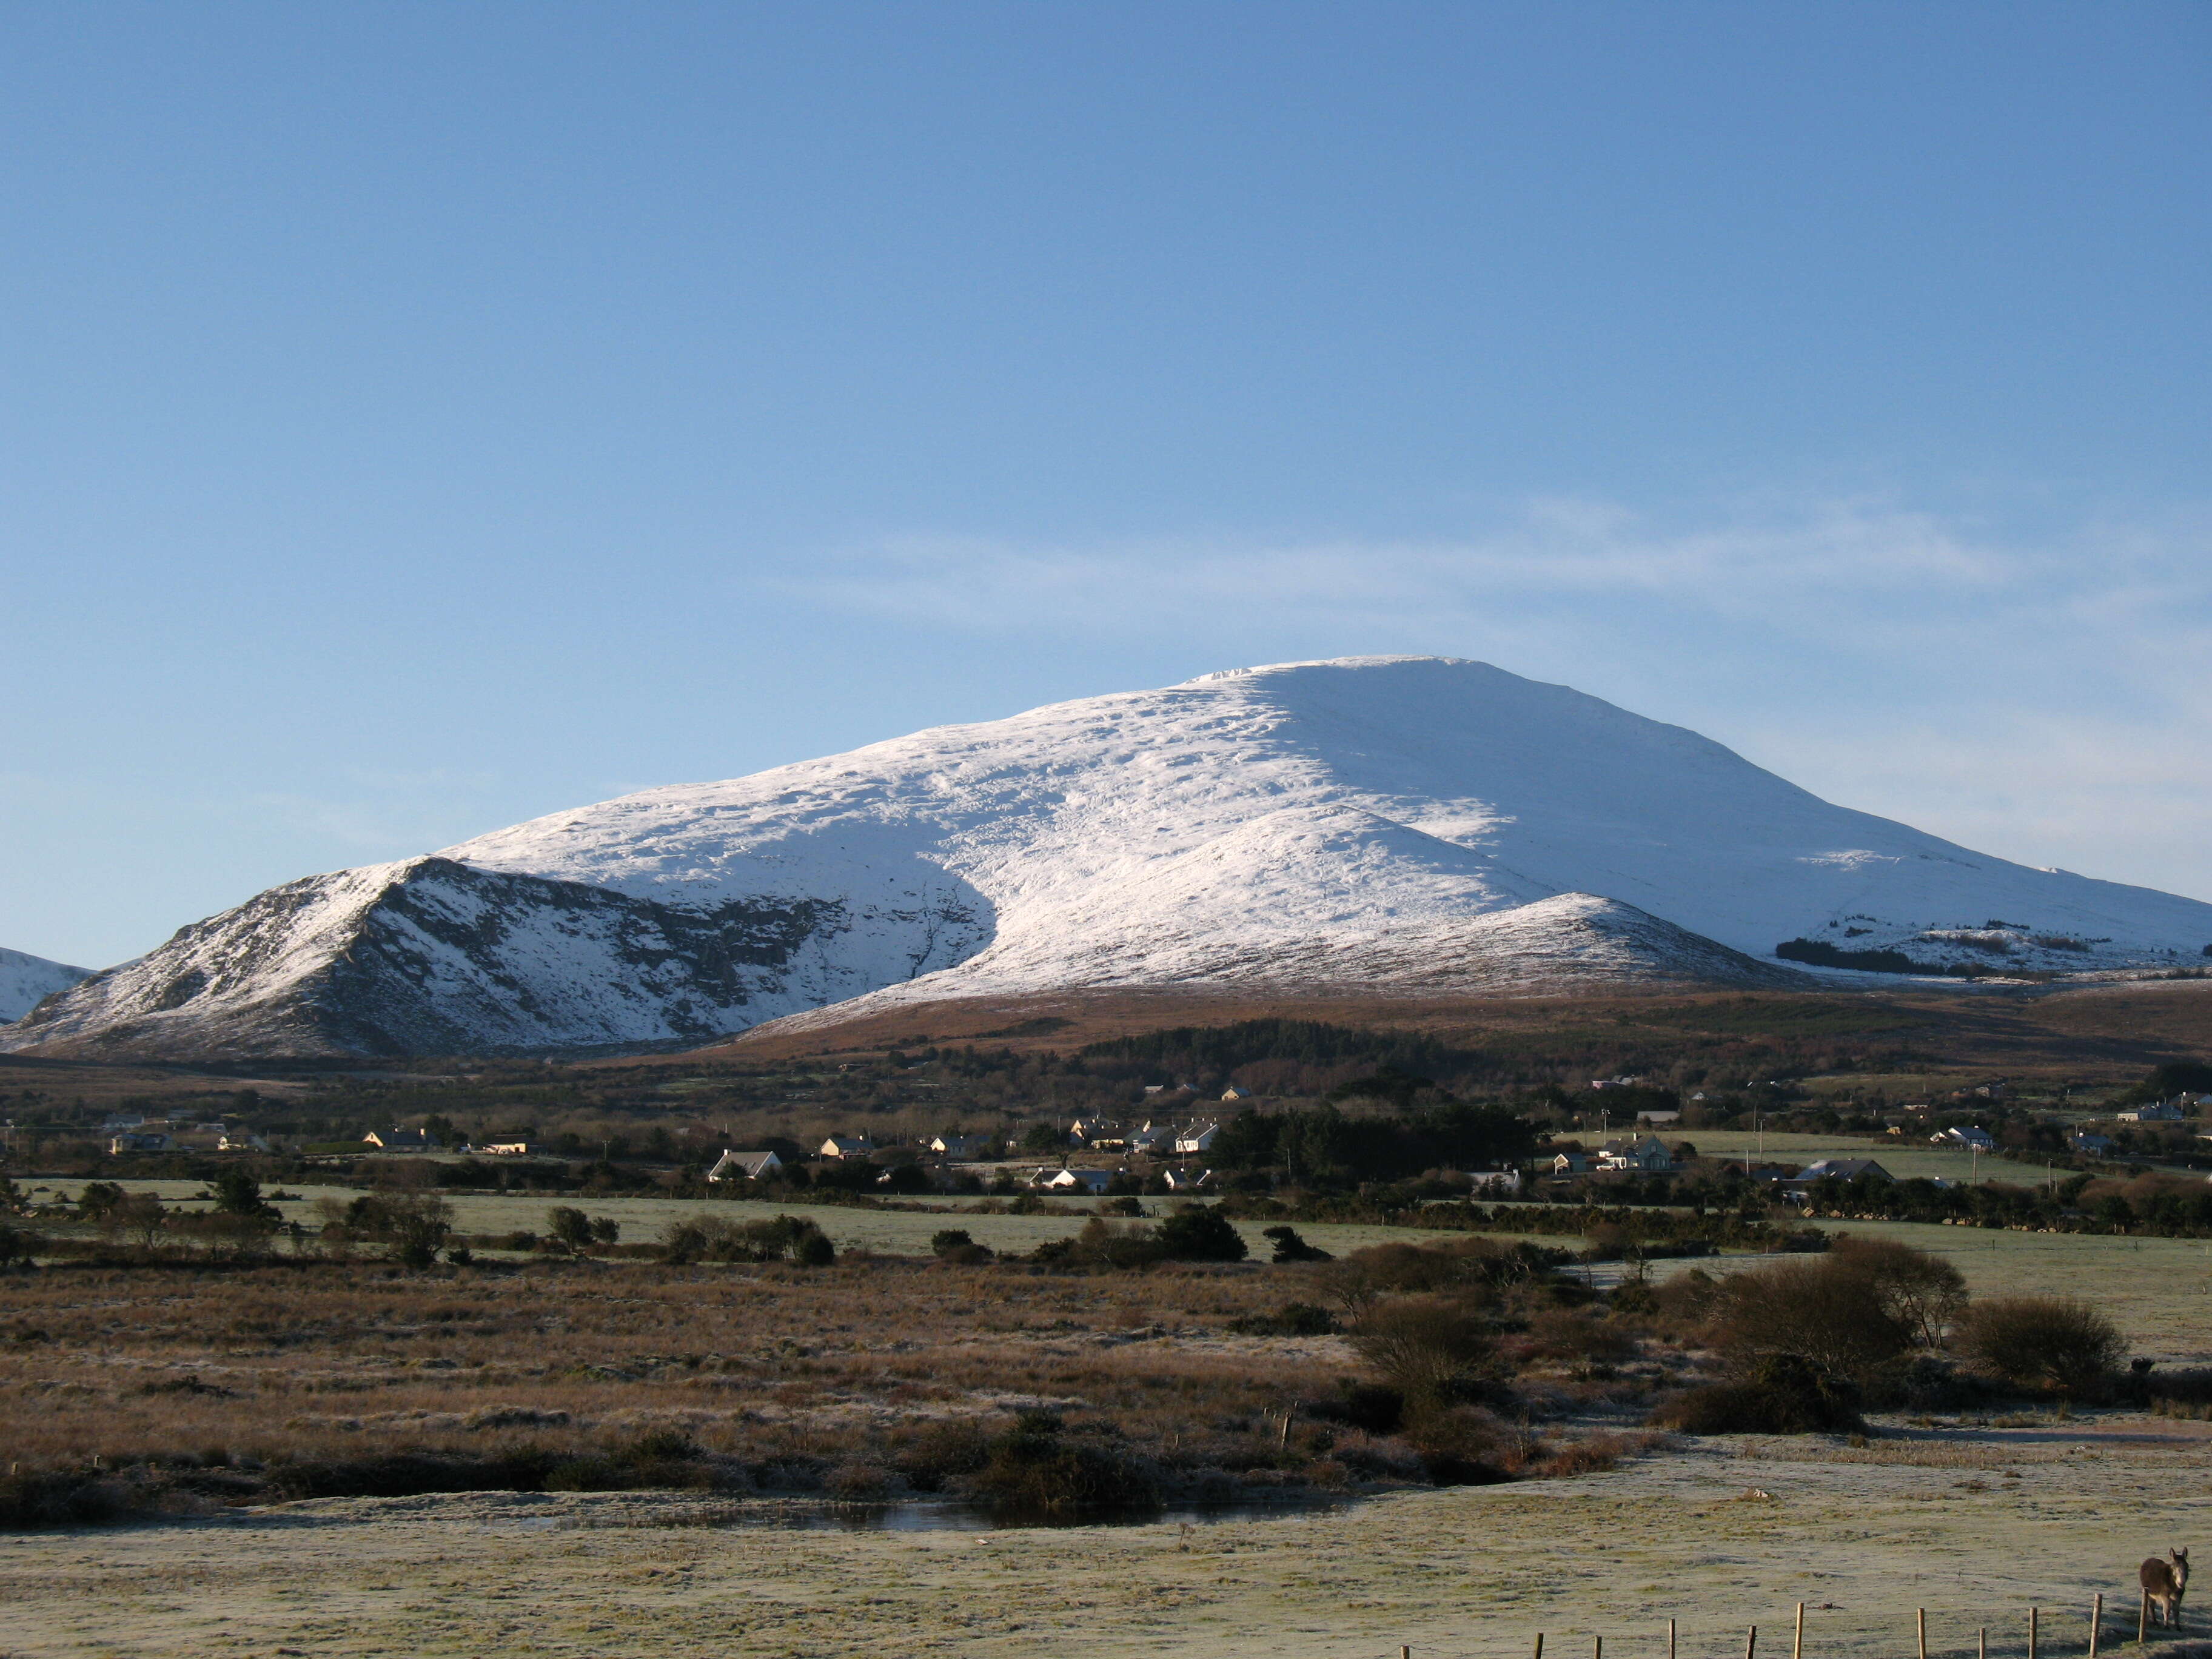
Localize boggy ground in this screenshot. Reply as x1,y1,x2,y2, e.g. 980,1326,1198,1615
1,1412,2207,1659
0,1245,1660,1519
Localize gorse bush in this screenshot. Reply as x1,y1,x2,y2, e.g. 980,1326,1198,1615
1704,1255,1916,1382
1152,1206,1248,1262
1262,1224,1331,1262
1956,1295,2126,1397
1323,1236,1556,1315
969,1414,1161,1517
659,1213,834,1265
1649,1353,1867,1435
1226,1301,1338,1337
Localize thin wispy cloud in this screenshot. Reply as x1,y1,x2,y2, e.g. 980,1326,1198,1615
777,496,2212,901
785,498,2031,628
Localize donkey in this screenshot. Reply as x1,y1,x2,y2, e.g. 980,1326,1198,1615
2140,1547,2190,1629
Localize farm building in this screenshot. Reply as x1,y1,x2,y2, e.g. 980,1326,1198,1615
706,1149,783,1182
1595,1136,1676,1172
1931,1126,1996,1150
2118,1102,2185,1123
1795,1158,1893,1184
1032,1167,1113,1194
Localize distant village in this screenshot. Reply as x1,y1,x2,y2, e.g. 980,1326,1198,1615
76,1068,2212,1209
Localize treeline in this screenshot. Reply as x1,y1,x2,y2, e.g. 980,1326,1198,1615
1213,1193,1825,1255
1801,1169,2212,1238
1079,1018,1483,1081
1206,1098,1541,1184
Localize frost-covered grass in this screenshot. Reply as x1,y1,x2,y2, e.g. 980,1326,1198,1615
2,1411,2206,1659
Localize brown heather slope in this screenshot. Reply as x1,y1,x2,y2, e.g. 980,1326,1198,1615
694,979,2212,1090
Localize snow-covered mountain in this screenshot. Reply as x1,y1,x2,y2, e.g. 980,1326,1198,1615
11,656,2212,1059
0,947,93,1023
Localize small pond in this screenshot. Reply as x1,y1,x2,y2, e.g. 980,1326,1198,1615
769,1497,1352,1531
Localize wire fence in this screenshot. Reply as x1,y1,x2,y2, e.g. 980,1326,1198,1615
1358,1597,2206,1659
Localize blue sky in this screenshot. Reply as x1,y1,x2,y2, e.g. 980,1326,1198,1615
4,1,2209,967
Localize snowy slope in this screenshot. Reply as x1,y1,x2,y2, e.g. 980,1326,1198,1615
0,947,93,1023
10,656,2211,1058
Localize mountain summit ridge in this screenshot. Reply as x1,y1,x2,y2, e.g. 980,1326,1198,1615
11,656,2210,1058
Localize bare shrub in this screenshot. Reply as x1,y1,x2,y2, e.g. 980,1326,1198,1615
1324,1237,1536,1313
1401,1403,1511,1485
1828,1236,1967,1349
1523,1308,1638,1371
1956,1295,2126,1397
1346,1295,1496,1403
1531,1430,1654,1478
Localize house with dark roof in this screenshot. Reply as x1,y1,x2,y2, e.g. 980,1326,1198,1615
1794,1158,1893,1184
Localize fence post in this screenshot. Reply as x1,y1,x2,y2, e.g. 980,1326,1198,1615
1980,1628,1988,1659
2030,1607,2039,1659
1795,1602,1805,1659
1536,1634,1545,1659
1669,1618,1677,1659
1596,1638,1603,1659
1919,1609,1928,1659
2093,1592,2103,1659
1746,1625,1758,1659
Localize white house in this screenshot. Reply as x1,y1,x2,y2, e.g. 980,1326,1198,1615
2070,1131,2117,1155
1595,1136,1676,1173
1220,1086,1252,1103
108,1131,173,1155
1162,1167,1212,1191
474,1140,538,1156
1173,1122,1219,1155
927,1133,989,1159
820,1134,876,1159
2118,1102,2185,1123
1931,1126,1996,1150
1550,1150,1591,1175
1033,1167,1113,1194
1124,1124,1170,1155
218,1130,272,1153
706,1149,783,1182
363,1127,434,1151
1795,1158,1893,1184
1068,1117,1117,1144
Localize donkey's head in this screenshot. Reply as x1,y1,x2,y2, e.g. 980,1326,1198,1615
2173,1546,2190,1587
